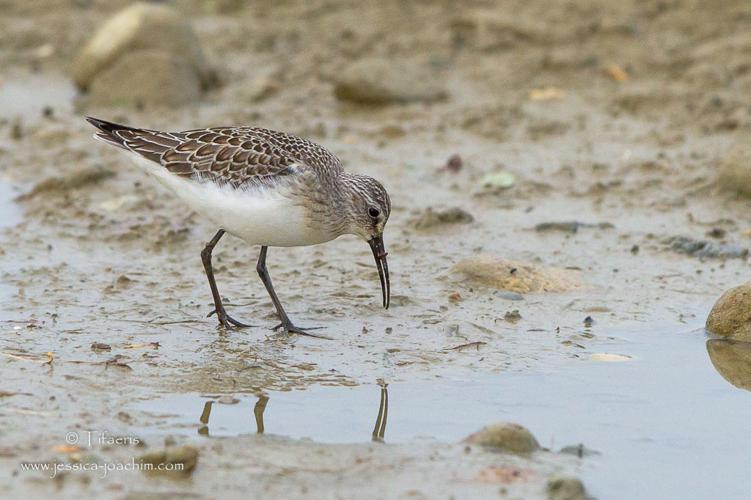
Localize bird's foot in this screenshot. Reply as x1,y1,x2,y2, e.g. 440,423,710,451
207,308,253,328
271,320,330,339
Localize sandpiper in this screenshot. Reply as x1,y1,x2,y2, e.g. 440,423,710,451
86,117,391,336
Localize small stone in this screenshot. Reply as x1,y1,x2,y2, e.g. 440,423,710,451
412,207,474,230
478,171,515,192
333,58,447,105
547,475,588,500
464,422,539,454
452,255,583,293
217,396,240,405
445,154,463,173
706,283,751,342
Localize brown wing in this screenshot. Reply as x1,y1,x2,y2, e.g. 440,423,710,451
86,117,342,188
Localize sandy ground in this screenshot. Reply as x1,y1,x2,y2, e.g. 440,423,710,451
2,0,751,498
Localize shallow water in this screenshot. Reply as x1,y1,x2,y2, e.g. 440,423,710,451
0,182,22,229
137,318,750,500
0,75,76,118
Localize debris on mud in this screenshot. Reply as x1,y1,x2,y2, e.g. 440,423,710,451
504,310,522,323
476,171,516,194
16,166,114,200
138,444,198,475
464,422,540,454
535,221,614,234
589,353,631,362
706,339,751,391
559,443,600,458
452,255,583,293
547,475,588,500
664,236,748,259
706,283,751,342
333,57,447,105
411,207,474,230
444,154,463,173
72,2,218,107
90,342,112,352
717,141,751,197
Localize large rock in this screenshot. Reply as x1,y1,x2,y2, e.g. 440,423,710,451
87,50,202,108
707,339,751,391
463,422,539,454
706,283,751,342
333,58,447,105
71,2,217,106
717,142,751,197
452,255,582,293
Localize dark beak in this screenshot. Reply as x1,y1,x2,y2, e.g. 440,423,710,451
368,235,390,309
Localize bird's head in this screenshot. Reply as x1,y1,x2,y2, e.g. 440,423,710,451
341,174,391,309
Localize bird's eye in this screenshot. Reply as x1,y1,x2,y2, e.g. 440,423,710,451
368,207,380,218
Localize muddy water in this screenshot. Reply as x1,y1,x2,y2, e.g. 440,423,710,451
135,316,749,500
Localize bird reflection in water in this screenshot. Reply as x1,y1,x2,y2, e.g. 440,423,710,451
196,382,389,441
372,379,388,442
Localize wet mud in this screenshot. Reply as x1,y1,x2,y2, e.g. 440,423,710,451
2,1,751,499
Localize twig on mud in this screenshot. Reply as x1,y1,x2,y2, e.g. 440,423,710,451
111,318,203,325
445,341,487,351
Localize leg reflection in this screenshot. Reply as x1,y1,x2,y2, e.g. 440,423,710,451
198,400,213,436
372,380,388,442
254,395,269,434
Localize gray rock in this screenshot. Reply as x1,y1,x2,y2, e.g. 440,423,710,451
412,207,474,230
333,58,447,105
664,235,747,259
71,2,218,107
706,283,751,342
463,422,539,454
87,50,202,108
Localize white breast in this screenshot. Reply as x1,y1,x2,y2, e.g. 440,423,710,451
126,155,334,247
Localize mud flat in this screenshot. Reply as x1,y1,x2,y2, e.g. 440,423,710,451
2,1,751,499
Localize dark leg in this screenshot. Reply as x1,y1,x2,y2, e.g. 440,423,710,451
202,229,251,328
255,246,328,338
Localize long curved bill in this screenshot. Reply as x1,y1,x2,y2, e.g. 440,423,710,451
368,235,390,309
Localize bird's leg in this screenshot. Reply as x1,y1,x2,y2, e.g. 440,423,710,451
202,229,251,328
256,246,328,338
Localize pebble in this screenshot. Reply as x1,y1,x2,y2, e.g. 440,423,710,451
463,422,540,454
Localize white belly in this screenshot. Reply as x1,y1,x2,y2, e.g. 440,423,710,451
128,155,333,247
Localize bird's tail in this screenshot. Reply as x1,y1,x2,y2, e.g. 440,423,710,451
85,116,139,150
